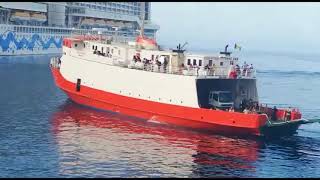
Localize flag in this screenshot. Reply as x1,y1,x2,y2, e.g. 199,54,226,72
234,43,242,51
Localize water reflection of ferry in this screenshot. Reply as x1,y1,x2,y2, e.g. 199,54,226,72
51,101,263,177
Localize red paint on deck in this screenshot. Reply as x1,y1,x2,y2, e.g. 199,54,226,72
51,67,269,136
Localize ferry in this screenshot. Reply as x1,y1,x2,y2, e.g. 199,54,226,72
50,29,316,137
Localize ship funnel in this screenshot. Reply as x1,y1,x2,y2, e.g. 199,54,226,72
220,44,232,56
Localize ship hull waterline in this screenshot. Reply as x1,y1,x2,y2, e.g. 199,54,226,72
51,67,301,137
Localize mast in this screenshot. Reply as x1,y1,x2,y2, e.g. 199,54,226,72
140,11,145,38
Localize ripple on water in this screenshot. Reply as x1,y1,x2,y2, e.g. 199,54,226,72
1,54,320,178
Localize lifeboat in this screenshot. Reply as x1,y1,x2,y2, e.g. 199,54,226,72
136,35,157,50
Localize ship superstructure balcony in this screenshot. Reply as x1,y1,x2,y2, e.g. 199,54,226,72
10,11,30,22
30,13,47,22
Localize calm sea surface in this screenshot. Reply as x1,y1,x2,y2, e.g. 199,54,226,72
0,51,320,178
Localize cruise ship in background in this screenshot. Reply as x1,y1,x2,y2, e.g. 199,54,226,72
0,2,159,56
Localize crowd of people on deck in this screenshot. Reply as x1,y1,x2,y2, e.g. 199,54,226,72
211,98,260,114
131,53,168,72
229,61,254,78
239,98,260,114
212,99,296,121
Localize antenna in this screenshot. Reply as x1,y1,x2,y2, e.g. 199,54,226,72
140,11,145,38
181,42,188,49
173,42,188,53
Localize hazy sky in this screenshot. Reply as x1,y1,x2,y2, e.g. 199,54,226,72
151,2,320,53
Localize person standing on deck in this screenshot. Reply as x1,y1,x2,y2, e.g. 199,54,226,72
272,106,278,121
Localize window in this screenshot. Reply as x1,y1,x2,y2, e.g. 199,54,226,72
75,43,78,47
101,47,104,53
220,62,223,66
92,45,94,50
213,94,218,101
193,59,197,66
187,59,191,65
199,60,202,66
118,50,120,55
209,60,213,66
219,92,232,103
230,61,234,65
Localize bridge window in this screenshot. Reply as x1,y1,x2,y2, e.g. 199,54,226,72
209,60,213,66
220,62,223,66
187,59,191,65
193,59,197,66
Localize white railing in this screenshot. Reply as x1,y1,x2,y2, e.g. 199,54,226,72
124,60,256,79
239,68,256,79
70,33,135,44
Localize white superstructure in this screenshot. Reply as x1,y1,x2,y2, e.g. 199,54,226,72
54,36,257,109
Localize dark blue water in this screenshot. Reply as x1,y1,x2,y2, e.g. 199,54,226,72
0,52,320,177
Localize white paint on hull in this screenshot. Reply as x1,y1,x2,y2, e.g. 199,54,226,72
60,53,200,108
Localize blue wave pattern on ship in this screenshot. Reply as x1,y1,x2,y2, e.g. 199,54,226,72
0,31,62,51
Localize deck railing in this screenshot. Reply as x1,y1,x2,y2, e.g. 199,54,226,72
126,60,256,79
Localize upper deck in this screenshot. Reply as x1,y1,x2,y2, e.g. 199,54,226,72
62,36,256,79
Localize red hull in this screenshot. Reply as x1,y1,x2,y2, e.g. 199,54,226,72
51,67,268,136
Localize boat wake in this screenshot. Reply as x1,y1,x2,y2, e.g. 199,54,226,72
257,70,320,77
147,116,167,124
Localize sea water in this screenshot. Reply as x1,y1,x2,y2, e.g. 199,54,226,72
0,51,319,178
